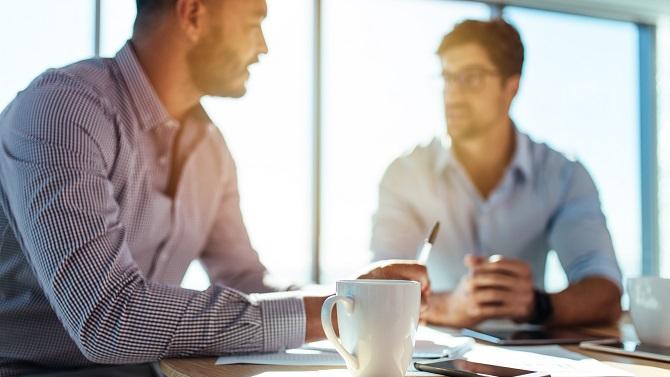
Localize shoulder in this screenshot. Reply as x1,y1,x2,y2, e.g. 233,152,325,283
382,138,444,184
524,134,598,199
9,58,117,123
0,59,120,164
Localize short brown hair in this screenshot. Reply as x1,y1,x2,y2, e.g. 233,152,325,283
437,18,524,78
134,0,176,32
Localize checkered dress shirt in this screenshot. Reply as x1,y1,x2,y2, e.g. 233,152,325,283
0,42,305,376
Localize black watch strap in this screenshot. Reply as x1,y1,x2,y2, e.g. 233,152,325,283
529,289,553,324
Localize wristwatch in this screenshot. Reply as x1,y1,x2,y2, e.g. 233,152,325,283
529,289,553,324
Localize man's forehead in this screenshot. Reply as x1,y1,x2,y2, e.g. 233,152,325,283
440,43,494,71
227,0,267,18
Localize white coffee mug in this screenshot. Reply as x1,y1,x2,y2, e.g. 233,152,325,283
321,279,421,377
628,277,670,346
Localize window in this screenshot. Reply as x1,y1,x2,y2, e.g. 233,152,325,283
0,1,94,109
658,19,670,278
320,0,490,283
100,0,136,57
505,7,641,290
202,0,315,286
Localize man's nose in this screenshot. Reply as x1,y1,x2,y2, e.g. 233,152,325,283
258,31,269,56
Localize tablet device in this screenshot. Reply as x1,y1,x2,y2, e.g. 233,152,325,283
579,339,670,363
414,359,549,377
462,327,612,346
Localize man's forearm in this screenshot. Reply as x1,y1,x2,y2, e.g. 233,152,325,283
304,296,339,343
548,277,622,326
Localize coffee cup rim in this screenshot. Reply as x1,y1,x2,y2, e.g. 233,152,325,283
337,279,420,286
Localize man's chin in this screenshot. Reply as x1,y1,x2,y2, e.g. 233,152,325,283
207,85,247,99
447,122,478,141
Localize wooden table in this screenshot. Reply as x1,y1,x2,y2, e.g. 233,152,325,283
160,317,670,377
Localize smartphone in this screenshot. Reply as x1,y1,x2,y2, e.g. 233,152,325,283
579,339,670,363
461,327,611,346
414,359,549,377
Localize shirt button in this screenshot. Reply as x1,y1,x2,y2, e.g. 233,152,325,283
159,155,168,166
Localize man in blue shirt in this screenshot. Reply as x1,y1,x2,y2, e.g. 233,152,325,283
371,19,622,327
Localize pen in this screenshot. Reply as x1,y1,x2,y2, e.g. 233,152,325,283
417,221,440,265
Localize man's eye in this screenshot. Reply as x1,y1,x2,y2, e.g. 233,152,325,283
464,73,478,82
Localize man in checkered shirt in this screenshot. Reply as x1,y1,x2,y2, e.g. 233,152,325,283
0,0,429,375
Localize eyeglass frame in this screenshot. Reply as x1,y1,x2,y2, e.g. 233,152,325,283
441,65,503,93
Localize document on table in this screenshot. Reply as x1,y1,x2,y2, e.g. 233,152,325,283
461,344,634,377
215,326,473,366
215,327,632,377
215,348,345,367
249,371,436,377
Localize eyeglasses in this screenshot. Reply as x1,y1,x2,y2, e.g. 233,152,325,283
442,67,500,93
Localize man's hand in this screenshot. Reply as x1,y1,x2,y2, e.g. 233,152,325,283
357,260,430,289
357,260,431,312
467,255,535,322
421,254,535,327
421,280,482,327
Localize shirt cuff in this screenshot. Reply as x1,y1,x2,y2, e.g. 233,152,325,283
566,253,623,290
250,292,306,352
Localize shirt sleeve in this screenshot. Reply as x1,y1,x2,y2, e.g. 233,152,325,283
0,77,305,365
370,158,426,261
547,161,623,289
199,137,296,293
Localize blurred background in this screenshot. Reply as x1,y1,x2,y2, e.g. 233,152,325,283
2,0,670,300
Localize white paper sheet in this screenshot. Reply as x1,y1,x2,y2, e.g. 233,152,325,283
215,326,473,367
215,348,346,367
252,371,437,377
462,344,634,377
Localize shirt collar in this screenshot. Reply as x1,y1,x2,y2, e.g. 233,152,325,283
115,41,174,131
511,128,533,181
434,124,533,181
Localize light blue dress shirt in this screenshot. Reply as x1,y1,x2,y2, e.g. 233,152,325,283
371,129,622,292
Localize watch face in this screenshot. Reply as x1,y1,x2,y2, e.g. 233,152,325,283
530,290,553,324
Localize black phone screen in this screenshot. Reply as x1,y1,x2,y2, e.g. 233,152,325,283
415,359,537,377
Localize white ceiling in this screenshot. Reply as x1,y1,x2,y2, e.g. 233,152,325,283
482,0,670,24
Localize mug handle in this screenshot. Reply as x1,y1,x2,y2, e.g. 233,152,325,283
321,295,358,369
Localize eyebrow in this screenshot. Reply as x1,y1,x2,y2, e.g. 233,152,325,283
442,63,497,73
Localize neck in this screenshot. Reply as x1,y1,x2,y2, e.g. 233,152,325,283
452,117,516,198
131,29,202,121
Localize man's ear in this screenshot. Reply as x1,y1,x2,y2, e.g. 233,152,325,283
175,0,208,43
505,74,521,101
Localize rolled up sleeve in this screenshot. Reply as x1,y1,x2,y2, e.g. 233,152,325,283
547,162,623,289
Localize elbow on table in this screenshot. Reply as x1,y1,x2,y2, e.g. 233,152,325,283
76,330,159,365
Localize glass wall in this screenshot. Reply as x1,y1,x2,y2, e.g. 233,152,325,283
658,18,670,278
100,0,136,56
0,1,94,110
202,0,314,286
